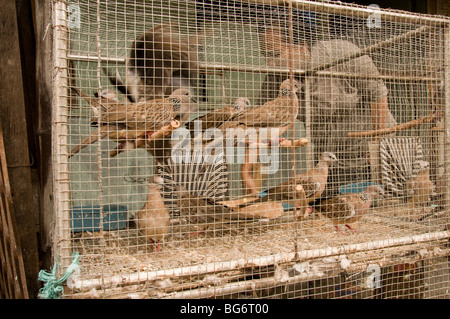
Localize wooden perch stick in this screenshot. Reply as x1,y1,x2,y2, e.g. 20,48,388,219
108,120,181,157
347,112,441,138
147,119,181,141
280,137,308,148
245,137,308,149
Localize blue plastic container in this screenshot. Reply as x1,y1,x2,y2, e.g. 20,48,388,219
70,205,128,232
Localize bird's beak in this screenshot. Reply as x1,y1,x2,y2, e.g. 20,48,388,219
191,97,198,103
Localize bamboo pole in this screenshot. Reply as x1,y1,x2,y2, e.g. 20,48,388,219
52,0,72,271
347,112,441,138
304,77,313,170
304,26,432,77
0,122,29,298
69,230,450,292
66,244,450,299
241,0,450,25
162,246,450,299
444,26,450,225
67,54,442,83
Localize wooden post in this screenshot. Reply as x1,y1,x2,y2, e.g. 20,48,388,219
304,77,313,170
444,25,450,225
52,0,72,271
34,0,56,274
0,0,39,297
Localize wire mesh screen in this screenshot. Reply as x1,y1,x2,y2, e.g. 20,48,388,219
52,0,450,299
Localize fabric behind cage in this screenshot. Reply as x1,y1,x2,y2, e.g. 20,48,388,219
157,153,229,217
380,137,424,197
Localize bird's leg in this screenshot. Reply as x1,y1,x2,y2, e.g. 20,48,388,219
189,229,207,237
334,225,345,234
345,224,359,233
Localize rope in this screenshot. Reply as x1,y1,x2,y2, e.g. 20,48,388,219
38,252,80,299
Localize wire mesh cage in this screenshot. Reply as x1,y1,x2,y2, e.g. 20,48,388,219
51,0,449,299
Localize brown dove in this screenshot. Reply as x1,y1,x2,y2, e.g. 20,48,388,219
69,88,196,157
405,160,434,217
186,97,251,135
136,175,170,251
244,152,337,216
220,79,299,130
315,185,384,233
95,87,195,132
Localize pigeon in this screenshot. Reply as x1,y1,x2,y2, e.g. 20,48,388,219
69,87,196,157
405,160,435,217
314,185,384,233
95,87,196,132
219,79,299,130
136,175,170,251
186,97,251,135
243,152,337,215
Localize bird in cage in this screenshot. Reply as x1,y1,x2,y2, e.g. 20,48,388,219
69,87,197,157
405,160,435,219
136,175,170,252
237,152,337,217
313,185,384,233
105,23,203,103
186,97,251,136
217,79,300,195
219,79,299,130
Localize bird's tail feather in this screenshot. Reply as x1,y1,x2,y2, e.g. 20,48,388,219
69,128,108,157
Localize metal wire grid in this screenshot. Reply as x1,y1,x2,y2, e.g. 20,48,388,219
50,0,450,298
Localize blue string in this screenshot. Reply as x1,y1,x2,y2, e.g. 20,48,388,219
38,252,80,299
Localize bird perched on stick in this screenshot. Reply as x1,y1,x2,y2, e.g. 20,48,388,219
186,97,251,136
220,79,299,130
218,79,300,195
314,185,384,233
241,152,338,216
69,87,196,157
136,175,170,251
405,160,434,218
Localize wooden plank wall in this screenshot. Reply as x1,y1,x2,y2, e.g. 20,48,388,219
0,0,40,298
